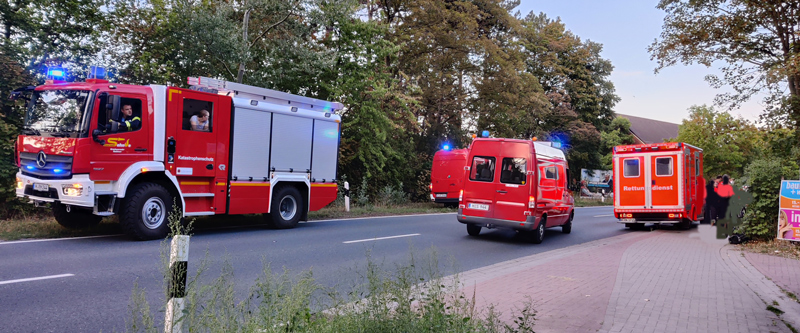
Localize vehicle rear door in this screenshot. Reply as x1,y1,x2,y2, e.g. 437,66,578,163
615,154,646,209
649,153,681,209
462,142,497,218
492,142,530,222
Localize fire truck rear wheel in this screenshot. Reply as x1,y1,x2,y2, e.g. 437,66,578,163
52,203,102,229
268,186,303,229
120,183,174,240
466,224,481,236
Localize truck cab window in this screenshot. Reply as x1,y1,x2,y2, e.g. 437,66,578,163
623,159,640,177
500,157,526,184
183,98,213,132
469,156,495,182
98,97,143,133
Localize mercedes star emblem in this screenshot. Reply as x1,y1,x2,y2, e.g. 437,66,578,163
36,151,47,168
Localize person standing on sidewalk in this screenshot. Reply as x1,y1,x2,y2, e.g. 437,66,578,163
715,175,735,221
705,179,720,225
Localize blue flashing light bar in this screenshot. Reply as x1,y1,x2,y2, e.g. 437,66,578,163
551,142,562,149
442,144,451,151
89,66,106,79
481,130,490,138
47,67,66,78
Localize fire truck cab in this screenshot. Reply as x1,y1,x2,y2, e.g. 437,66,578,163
457,138,574,244
430,147,468,207
15,76,342,240
613,142,704,230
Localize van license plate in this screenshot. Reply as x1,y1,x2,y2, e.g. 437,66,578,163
468,203,489,211
620,218,636,223
436,193,447,198
33,183,49,191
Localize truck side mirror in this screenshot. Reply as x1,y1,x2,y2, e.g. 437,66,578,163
92,129,105,145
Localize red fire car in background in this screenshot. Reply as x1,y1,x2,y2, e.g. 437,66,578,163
430,147,468,207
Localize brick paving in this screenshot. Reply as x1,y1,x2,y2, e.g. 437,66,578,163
745,252,800,299
452,225,798,333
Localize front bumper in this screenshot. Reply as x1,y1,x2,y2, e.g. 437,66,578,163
457,208,540,231
16,172,96,208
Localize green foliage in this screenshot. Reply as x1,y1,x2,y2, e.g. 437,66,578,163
740,158,799,240
650,0,800,141
675,105,762,179
600,117,635,169
0,50,35,218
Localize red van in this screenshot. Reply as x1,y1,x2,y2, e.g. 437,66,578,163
430,148,468,207
613,142,704,229
457,138,574,243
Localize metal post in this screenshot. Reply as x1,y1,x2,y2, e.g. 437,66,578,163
344,181,350,212
165,235,190,333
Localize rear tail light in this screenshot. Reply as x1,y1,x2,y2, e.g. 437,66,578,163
528,196,535,208
459,190,463,202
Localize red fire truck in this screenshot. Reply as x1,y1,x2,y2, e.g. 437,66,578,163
457,138,574,244
613,142,704,230
430,147,468,207
14,75,342,240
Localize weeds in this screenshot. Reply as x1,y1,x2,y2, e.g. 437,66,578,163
767,305,784,316
737,239,800,261
128,245,536,332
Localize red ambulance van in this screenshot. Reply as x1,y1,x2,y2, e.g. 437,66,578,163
430,148,468,207
457,138,574,244
613,142,705,229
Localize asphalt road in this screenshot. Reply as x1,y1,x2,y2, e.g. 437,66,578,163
0,206,624,332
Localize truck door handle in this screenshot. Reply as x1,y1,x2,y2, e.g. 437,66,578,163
206,164,213,170
496,190,507,193
135,148,147,152
652,180,656,185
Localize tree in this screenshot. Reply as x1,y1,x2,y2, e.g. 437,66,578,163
0,50,34,217
649,0,800,138
599,117,635,169
674,105,762,179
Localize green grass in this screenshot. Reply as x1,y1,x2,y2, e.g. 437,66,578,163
574,196,614,207
0,202,456,241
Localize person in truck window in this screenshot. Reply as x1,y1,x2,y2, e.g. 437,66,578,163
113,104,141,132
190,109,210,132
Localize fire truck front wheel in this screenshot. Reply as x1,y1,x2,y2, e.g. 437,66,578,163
268,186,303,229
120,183,175,240
52,203,102,229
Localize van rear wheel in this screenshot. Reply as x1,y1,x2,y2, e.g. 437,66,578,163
562,212,573,234
466,224,481,236
529,217,546,244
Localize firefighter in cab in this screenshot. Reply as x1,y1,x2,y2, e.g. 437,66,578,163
114,104,141,131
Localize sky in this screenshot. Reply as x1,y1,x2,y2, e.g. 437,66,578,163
513,1,765,125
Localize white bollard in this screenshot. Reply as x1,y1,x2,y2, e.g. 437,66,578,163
165,235,190,333
344,181,350,212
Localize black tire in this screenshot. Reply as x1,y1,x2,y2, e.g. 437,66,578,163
530,216,546,244
52,203,102,229
467,224,481,236
562,211,573,234
679,218,692,230
268,186,303,229
627,223,645,230
119,183,175,240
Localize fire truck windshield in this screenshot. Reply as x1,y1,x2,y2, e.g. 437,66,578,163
23,89,93,138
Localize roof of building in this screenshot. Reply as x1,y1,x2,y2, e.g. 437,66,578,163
616,114,680,144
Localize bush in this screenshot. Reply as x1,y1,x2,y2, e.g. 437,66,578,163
740,158,799,240
376,183,408,206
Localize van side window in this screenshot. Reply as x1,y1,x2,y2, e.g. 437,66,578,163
545,166,557,180
500,157,526,184
182,98,213,132
469,156,496,182
623,159,639,177
656,157,673,176
695,158,699,176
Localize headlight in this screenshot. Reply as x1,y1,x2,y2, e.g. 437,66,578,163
62,184,83,196
16,177,23,190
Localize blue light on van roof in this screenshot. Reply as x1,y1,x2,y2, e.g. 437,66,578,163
481,130,490,138
551,142,562,148
443,144,451,151
47,67,65,78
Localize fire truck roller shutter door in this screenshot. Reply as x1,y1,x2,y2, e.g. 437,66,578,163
271,113,313,172
311,120,339,181
231,108,271,180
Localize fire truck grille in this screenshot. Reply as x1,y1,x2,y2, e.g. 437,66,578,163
19,152,73,180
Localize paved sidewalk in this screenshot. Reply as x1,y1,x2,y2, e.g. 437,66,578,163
745,252,800,300
454,225,800,332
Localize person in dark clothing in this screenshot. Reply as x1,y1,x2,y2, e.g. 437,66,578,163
704,179,720,225
115,104,141,132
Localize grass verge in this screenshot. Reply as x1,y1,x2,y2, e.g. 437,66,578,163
736,239,800,261
574,196,613,207
0,202,456,241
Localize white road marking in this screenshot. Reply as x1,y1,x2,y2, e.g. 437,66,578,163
0,234,121,245
593,215,614,217
0,273,74,285
307,213,455,223
343,233,421,244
